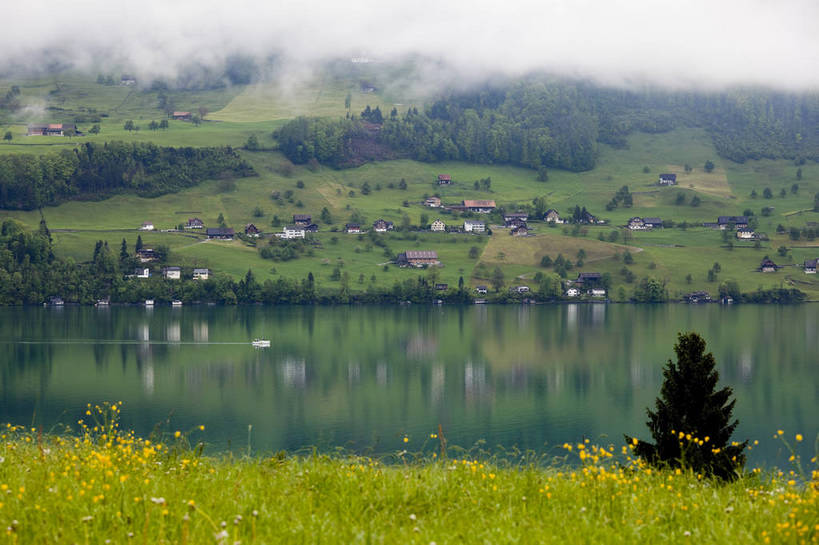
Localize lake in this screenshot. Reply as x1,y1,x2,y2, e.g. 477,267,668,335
0,304,816,466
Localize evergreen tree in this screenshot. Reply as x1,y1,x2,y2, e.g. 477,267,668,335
135,235,143,252
626,332,747,480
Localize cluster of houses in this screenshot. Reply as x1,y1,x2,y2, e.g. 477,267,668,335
130,265,210,281
503,211,530,236
627,217,663,230
345,219,395,234
564,272,607,298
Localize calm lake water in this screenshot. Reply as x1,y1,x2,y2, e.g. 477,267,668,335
0,305,816,466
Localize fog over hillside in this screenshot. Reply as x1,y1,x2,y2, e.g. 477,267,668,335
2,0,819,90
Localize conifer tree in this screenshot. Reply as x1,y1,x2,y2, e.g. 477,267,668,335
626,332,746,480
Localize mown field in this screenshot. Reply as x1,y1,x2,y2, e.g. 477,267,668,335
1,72,819,299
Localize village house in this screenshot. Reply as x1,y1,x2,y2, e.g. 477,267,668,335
511,286,530,294
276,225,306,239
628,217,647,230
27,123,77,136
244,223,261,237
162,266,181,280
134,267,151,279
710,216,749,230
658,173,677,186
544,209,564,224
503,212,528,223
192,268,210,280
643,217,663,229
140,222,155,231
511,225,529,236
589,288,607,297
372,219,394,232
475,285,488,295
435,283,449,291
736,228,755,239
425,196,442,208
574,272,603,287
804,258,817,274
47,296,65,306
462,199,496,213
437,174,452,185
505,217,527,229
565,287,581,297
684,291,712,304
136,249,157,263
579,210,601,224
206,227,235,239
430,219,446,232
463,220,485,233
397,250,440,267
172,111,192,121
292,214,312,226
185,218,204,229
345,223,361,234
760,258,778,272
120,74,136,86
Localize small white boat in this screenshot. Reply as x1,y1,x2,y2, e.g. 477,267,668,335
145,299,155,307
251,339,271,348
171,300,183,307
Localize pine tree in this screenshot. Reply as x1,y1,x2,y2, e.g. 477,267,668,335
626,332,746,480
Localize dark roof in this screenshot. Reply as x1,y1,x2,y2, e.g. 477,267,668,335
659,173,677,180
760,258,777,268
187,217,204,225
206,227,234,236
193,268,209,273
245,223,260,232
718,216,748,224
293,214,311,220
805,259,818,268
345,223,360,229
504,212,528,218
643,217,663,224
163,266,181,271
576,272,602,282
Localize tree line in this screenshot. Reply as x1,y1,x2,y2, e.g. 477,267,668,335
0,142,255,210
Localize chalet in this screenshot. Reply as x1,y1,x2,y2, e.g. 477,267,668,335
565,287,580,297
760,258,778,273
684,291,712,304
804,258,817,274
244,223,261,237
717,216,749,230
574,272,603,287
206,227,235,239
463,220,485,233
345,223,361,234
511,225,529,236
435,283,449,291
504,212,528,223
276,225,305,239
136,249,157,263
140,222,155,231
162,266,181,280
644,217,663,229
397,250,440,267
628,217,647,230
475,285,488,294
172,112,192,121
27,123,77,136
463,200,496,213
134,267,151,278
372,219,394,232
430,219,446,232
736,228,755,239
511,286,530,294
192,268,210,280
185,218,204,229
437,174,452,185
293,214,312,226
425,196,442,208
544,209,564,224
658,173,677,186
505,217,527,229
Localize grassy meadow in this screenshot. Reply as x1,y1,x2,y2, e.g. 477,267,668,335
0,403,816,544
2,71,819,299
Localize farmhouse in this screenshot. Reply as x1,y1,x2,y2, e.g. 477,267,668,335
759,258,778,273
140,222,155,231
580,211,601,224
244,224,261,237
463,220,485,233
804,259,817,274
206,227,235,239
397,250,440,267
435,283,449,291
574,272,603,287
463,200,496,213
437,174,452,185
372,219,394,232
736,228,755,239
172,112,192,121
193,268,210,280
658,173,677,186
565,287,580,297
425,196,442,208
136,249,157,263
430,219,446,232
544,209,564,224
717,216,749,229
345,223,361,234
643,217,663,229
505,217,527,229
276,225,306,239
628,217,647,230
503,212,528,223
185,218,204,229
27,123,77,136
511,225,529,236
292,214,312,226
162,266,181,280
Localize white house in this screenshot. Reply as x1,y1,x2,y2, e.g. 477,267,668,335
463,220,485,233
736,228,755,239
565,287,581,297
475,285,488,294
276,225,306,239
140,222,155,231
544,209,564,224
162,266,181,280
628,217,647,230
805,259,817,274
589,289,606,297
430,219,446,232
658,173,677,186
134,267,150,279
425,196,442,208
345,223,361,234
193,268,210,280
512,286,530,294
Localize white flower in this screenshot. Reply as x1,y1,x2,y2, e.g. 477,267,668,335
409,514,417,521
150,497,166,505
214,530,229,540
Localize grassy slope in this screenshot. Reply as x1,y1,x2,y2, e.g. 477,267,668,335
1,73,819,298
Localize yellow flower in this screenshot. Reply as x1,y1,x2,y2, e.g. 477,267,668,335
174,431,181,439
403,437,409,443
777,430,784,436
199,425,205,431
795,434,803,442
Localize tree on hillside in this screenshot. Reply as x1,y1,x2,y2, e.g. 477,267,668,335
123,120,135,132
704,160,715,173
491,266,505,292
3,131,11,141
626,332,747,480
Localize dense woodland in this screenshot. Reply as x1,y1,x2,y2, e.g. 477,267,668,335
275,79,819,171
0,142,255,210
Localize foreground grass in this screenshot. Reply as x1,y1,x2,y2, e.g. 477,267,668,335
1,405,817,544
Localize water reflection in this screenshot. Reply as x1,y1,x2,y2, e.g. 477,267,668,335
0,305,816,466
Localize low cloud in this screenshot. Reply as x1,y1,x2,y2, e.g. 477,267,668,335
3,0,818,90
